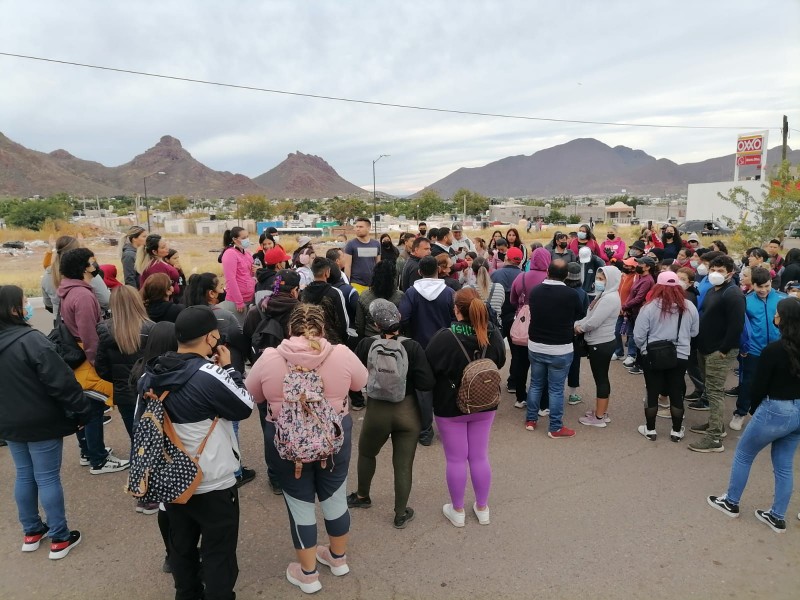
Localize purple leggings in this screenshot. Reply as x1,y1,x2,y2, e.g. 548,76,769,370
434,411,495,510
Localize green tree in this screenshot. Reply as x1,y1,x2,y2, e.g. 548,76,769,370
324,198,369,224
236,195,273,221
607,194,644,207
274,200,298,219
450,188,490,218
7,196,71,230
547,208,568,222
295,199,320,213
0,198,23,218
408,189,446,221
719,160,800,251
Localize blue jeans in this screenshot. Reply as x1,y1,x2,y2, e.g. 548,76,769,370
734,354,760,417
75,399,108,468
7,438,70,540
526,351,573,431
725,399,800,520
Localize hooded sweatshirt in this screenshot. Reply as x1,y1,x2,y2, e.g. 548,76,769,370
600,237,627,263
245,336,368,421
43,269,110,314
575,266,622,345
510,247,550,309
399,278,455,348
121,242,139,287
137,352,254,493
100,264,122,289
58,278,102,364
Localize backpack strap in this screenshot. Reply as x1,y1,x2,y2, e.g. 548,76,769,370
194,418,219,460
450,329,486,362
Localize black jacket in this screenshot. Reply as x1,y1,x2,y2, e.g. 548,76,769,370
147,301,184,323
0,325,90,442
355,335,436,398
121,243,139,288
400,256,422,292
96,320,155,407
300,281,347,344
425,322,506,418
697,280,745,355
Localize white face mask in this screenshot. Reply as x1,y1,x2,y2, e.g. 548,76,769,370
696,264,709,276
679,280,690,290
708,271,726,286
690,260,700,268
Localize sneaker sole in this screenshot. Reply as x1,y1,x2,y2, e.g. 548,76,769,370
514,403,526,409
754,510,786,534
688,405,710,411
316,553,350,576
140,507,159,515
688,444,725,453
670,435,684,442
49,535,81,560
578,419,607,428
473,504,490,525
547,432,576,439
707,496,739,518
689,429,727,438
21,532,48,552
443,505,465,528
286,569,323,593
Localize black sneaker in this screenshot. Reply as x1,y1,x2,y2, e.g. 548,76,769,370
0,438,7,447
418,431,434,446
628,366,643,375
755,510,786,533
707,495,739,518
506,384,516,394
724,386,739,397
346,492,372,509
102,414,112,426
393,507,415,529
685,390,703,401
22,523,49,552
268,479,283,496
235,467,256,488
49,530,81,560
350,398,366,411
688,399,710,411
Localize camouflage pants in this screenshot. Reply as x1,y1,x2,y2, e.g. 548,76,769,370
699,350,737,440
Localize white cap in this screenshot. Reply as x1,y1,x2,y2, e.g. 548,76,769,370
578,246,592,264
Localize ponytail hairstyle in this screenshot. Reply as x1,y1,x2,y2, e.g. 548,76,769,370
454,287,489,347
223,227,245,248
185,272,219,307
287,303,326,351
136,234,163,274
472,257,491,300
109,285,151,355
121,225,146,256
51,235,80,288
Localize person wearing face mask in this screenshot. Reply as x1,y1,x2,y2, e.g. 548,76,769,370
379,233,399,262
549,232,577,263
688,255,745,453
620,257,657,373
0,284,91,561
693,250,724,313
599,227,627,264
627,239,647,261
730,267,786,432
674,247,695,271
660,226,683,260
567,224,603,258
221,227,256,320
611,257,639,360
137,305,254,599
42,235,110,316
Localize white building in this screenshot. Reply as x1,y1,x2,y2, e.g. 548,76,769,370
685,180,764,224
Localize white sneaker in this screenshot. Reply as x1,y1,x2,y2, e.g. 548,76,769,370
729,415,745,431
538,408,550,417
670,426,685,442
623,356,636,367
442,503,465,528
90,454,130,475
610,353,622,361
79,446,112,467
472,502,490,525
637,425,657,441
513,401,526,409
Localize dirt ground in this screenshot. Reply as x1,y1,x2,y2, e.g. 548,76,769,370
1,304,798,599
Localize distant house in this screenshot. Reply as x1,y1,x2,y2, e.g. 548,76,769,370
605,201,635,224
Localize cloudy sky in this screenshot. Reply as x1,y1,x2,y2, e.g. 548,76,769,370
2,1,798,196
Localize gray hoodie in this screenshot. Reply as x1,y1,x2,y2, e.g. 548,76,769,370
634,297,700,359
575,266,622,345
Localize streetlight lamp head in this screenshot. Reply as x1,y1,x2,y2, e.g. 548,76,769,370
157,171,166,175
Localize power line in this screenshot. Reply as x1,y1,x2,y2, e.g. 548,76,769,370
0,51,779,132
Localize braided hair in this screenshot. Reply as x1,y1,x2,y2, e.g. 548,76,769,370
287,303,326,351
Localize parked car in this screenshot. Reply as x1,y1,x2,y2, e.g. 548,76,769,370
677,220,732,237
785,222,800,238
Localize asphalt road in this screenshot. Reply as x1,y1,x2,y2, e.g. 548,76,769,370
1,305,798,599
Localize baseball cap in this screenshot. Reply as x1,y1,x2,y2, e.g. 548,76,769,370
264,247,291,266
275,269,301,291
175,306,219,343
687,233,700,243
452,222,463,232
507,247,523,263
623,257,638,267
785,280,800,290
369,298,401,332
566,262,582,281
297,236,312,248
636,256,657,267
649,248,665,260
657,271,681,287
578,246,592,264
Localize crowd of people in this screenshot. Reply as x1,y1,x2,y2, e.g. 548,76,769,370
1,218,799,598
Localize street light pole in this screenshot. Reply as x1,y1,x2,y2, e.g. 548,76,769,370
142,171,166,231
372,154,389,238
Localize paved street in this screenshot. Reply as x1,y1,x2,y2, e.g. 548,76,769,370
1,306,798,599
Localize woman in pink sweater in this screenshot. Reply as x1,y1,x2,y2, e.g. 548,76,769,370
245,304,367,595
220,227,255,314
599,226,628,264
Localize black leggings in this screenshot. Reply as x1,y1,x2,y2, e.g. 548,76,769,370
586,340,616,399
356,394,421,516
642,357,688,431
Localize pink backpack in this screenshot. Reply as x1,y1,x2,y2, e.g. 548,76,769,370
510,272,536,346
275,360,343,479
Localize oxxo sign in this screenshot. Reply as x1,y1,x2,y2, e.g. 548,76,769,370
734,130,769,175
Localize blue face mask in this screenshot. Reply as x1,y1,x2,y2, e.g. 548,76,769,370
594,282,605,293
240,239,251,249
24,302,34,322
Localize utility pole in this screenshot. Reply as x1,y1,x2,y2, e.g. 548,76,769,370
463,192,467,225
782,115,789,162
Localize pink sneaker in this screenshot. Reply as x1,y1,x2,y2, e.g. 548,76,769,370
286,562,322,594
579,413,608,428
584,410,611,423
548,426,576,439
315,545,350,576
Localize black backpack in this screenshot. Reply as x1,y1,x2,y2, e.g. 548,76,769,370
251,314,285,361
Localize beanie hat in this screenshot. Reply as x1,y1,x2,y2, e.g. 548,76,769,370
175,306,219,343
369,298,401,332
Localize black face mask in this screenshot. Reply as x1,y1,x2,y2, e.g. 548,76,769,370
665,233,674,240
635,266,645,274
558,242,568,249
89,261,101,279
217,290,227,303
382,242,393,248
606,233,615,240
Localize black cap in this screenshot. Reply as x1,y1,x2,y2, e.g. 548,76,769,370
649,248,665,260
636,256,657,267
275,269,301,291
175,306,219,343
631,240,646,251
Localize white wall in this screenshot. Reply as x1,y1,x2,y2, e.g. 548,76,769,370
686,180,765,223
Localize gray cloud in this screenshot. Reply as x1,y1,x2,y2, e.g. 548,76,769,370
1,0,797,196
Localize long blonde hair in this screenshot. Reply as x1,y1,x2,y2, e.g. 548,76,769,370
288,303,326,351
135,234,163,275
51,236,80,288
472,257,492,300
110,286,151,355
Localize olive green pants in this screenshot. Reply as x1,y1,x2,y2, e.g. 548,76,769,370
699,350,737,440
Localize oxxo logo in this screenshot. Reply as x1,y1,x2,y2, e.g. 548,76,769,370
737,136,763,153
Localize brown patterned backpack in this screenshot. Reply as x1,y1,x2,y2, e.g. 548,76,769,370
450,330,501,414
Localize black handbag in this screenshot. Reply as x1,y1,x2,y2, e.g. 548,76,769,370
47,308,86,369
646,312,683,370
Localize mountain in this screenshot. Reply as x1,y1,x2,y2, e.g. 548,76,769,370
253,151,367,198
417,138,799,197
0,134,365,199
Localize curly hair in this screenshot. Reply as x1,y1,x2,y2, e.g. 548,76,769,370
287,303,326,350
370,260,398,300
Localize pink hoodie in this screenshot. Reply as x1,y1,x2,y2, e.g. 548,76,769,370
221,247,255,308
245,336,368,422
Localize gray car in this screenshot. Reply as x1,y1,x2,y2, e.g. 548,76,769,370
677,220,733,237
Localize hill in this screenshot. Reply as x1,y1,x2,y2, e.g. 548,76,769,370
253,151,367,198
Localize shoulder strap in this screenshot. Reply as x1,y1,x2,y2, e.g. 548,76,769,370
194,418,219,459
675,308,684,342
449,329,472,363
